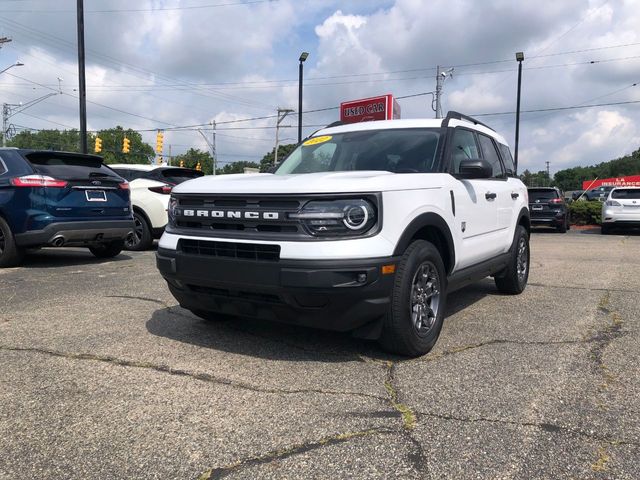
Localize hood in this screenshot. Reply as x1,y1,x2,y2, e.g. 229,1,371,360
173,171,446,195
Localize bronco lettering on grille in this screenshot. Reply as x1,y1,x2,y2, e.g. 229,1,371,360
182,209,280,220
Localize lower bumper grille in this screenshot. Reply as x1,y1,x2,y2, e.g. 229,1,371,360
179,239,280,261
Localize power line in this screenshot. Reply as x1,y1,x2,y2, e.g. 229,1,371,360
472,99,640,117
1,0,277,13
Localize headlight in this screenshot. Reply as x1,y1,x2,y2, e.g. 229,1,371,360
167,196,178,226
290,199,377,236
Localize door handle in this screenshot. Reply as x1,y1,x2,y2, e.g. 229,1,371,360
511,192,519,199
485,192,497,200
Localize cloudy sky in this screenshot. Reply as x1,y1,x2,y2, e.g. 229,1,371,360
1,0,639,174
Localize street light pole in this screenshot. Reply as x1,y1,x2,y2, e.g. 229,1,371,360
298,52,308,144
76,0,88,153
514,51,524,173
0,61,24,76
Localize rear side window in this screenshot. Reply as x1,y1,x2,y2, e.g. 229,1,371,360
478,134,504,178
528,189,559,202
25,153,121,179
159,168,204,184
611,189,640,199
497,143,515,176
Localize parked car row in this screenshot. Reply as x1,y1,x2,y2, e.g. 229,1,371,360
0,148,202,266
527,185,640,235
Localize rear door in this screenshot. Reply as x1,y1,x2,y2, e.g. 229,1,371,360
24,152,130,219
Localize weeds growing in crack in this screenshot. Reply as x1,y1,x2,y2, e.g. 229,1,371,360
591,446,610,472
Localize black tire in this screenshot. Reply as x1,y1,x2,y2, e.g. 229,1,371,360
601,224,611,235
0,216,25,268
378,240,447,357
557,217,567,233
495,225,529,294
124,211,153,251
89,240,124,258
189,309,235,322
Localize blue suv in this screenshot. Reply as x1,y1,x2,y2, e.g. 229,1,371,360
0,148,134,267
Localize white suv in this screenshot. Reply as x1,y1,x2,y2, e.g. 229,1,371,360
156,112,530,356
601,186,640,234
110,165,203,250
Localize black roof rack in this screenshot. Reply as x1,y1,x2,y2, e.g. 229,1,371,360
443,111,495,131
324,120,344,129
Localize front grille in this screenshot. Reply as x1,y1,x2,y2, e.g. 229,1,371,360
179,239,280,261
187,284,283,304
174,195,302,236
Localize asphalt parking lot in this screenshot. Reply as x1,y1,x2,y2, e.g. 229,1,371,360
1,229,639,479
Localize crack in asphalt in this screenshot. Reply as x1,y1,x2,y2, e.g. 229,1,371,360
0,345,388,402
414,409,640,447
197,427,397,479
105,295,170,307
590,292,626,392
528,282,639,294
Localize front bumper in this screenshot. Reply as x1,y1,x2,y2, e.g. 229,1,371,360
14,220,135,247
156,246,398,333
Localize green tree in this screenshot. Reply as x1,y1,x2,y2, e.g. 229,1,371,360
219,160,260,175
519,169,551,187
95,126,155,165
260,143,297,172
8,129,82,151
174,148,213,173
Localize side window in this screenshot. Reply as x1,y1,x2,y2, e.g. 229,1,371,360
478,134,505,178
450,128,480,174
497,143,515,176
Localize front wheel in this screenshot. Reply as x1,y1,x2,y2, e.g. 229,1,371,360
495,225,529,294
89,240,124,259
379,240,447,357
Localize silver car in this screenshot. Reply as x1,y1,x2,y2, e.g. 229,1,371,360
601,187,640,234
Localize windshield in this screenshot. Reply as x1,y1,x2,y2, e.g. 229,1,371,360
25,152,120,180
528,189,559,202
275,128,441,175
160,168,204,185
611,188,640,199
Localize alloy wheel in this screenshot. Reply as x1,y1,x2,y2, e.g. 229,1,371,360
516,237,528,281
410,261,441,336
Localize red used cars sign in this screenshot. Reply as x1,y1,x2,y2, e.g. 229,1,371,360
340,94,401,124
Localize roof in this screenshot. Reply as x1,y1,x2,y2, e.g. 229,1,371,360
108,164,163,171
316,117,509,146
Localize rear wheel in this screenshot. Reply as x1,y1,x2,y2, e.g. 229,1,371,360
495,226,529,294
557,217,568,233
124,211,153,251
0,217,25,268
601,224,611,235
379,240,447,357
89,240,124,258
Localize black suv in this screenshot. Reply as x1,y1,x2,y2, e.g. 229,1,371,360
528,187,569,233
0,149,134,267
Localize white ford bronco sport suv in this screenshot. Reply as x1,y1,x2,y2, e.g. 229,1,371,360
157,111,530,356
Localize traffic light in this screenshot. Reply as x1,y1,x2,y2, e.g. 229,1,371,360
94,137,102,153
179,159,184,168
195,162,201,171
122,137,131,153
156,131,164,154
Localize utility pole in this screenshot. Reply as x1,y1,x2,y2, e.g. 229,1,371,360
434,65,454,119
211,121,216,175
274,108,293,165
546,160,550,186
2,104,9,148
76,0,88,153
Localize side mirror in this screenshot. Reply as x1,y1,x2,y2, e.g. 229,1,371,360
458,158,492,179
